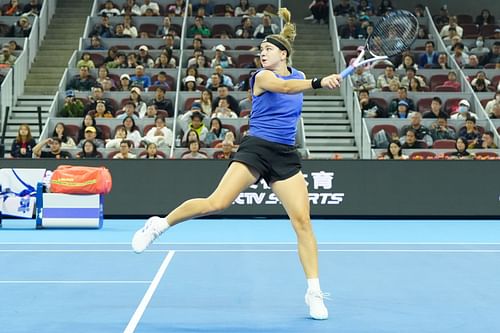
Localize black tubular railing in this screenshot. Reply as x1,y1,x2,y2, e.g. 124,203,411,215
37,106,42,136
0,106,11,158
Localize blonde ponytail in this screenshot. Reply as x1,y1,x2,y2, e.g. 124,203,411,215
279,8,296,43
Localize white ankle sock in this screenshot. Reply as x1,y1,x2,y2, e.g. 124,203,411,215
307,278,321,292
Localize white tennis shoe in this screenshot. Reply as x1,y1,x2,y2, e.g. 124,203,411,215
131,216,168,253
305,290,329,320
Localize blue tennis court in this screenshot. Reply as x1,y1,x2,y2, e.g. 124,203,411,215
1,219,500,333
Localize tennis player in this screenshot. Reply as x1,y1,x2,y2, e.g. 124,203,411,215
132,8,341,320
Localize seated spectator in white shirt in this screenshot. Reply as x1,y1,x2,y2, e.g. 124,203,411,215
99,0,121,16
376,65,400,90
351,66,375,92
140,0,160,15
113,140,136,159
212,98,238,119
439,16,463,39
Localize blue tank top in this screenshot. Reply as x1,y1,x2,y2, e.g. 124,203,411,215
249,67,304,145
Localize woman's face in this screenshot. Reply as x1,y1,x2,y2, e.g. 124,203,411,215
155,118,165,128
98,67,107,78
55,124,64,135
116,128,127,138
83,53,90,60
19,126,28,136
456,139,466,151
389,143,400,156
96,102,106,113
196,56,206,67
188,131,197,141
186,81,195,90
410,78,418,90
84,141,94,153
123,118,133,129
211,120,220,130
84,115,93,126
404,56,413,66
189,141,199,152
147,144,157,155
260,42,285,69
160,53,168,62
130,91,139,100
187,68,196,76
202,90,210,101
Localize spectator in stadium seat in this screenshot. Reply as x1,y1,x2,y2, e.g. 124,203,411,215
93,100,114,118
151,86,174,117
469,36,490,57
397,54,418,72
400,112,433,146
388,87,415,116
488,102,500,119
451,43,469,68
408,77,424,92
212,85,240,115
157,16,176,38
469,131,497,149
9,16,32,37
212,98,238,119
77,126,105,148
211,44,233,68
195,90,213,117
127,87,146,117
401,129,426,149
376,65,399,91
136,46,154,68
205,117,229,146
358,89,386,118
22,0,42,16
384,140,408,160
355,0,374,16
214,140,236,159
144,104,158,118
239,89,252,111
183,66,204,86
105,125,127,149
99,0,121,16
187,16,211,38
10,124,36,158
152,71,172,90
450,100,477,120
394,100,412,119
254,14,279,39
182,140,208,159
4,0,22,16
400,68,425,90
433,6,449,26
96,67,116,90
485,92,500,115
76,52,95,69
235,17,254,38
183,75,199,92
423,97,448,119
208,65,234,88
113,140,137,159
8,40,22,52
418,41,439,68
0,44,16,66
458,117,481,143
143,116,173,148
442,71,461,91
448,137,474,159
431,52,451,70
304,0,328,24
141,0,160,15
76,140,101,159
77,115,101,141
83,86,114,116
130,65,151,88
52,122,76,149
179,109,209,143
475,9,495,26
117,74,131,91
193,0,214,16
67,66,95,92
235,0,250,17
430,116,456,141
339,15,363,39
333,0,354,16
121,0,141,16
159,34,176,51
117,101,139,121
351,66,375,92
376,0,394,16
122,116,142,147
186,48,204,67
33,137,71,159
113,24,132,38
472,78,488,93
480,42,500,66
464,55,482,69
155,49,176,69
86,36,105,51
166,0,185,17
121,15,138,38
142,143,164,159
206,73,222,91
439,16,463,39
90,14,114,38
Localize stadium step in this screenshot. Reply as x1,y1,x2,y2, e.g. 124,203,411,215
2,96,54,156
23,0,93,96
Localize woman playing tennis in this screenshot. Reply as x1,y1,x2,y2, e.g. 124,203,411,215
132,8,341,320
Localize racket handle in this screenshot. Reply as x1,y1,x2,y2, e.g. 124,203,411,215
340,65,356,79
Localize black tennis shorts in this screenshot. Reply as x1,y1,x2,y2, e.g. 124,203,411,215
231,135,302,185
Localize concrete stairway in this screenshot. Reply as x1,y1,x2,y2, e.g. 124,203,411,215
24,0,92,95
302,95,359,159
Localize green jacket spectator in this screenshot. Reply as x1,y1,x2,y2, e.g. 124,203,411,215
59,90,84,117
187,16,211,38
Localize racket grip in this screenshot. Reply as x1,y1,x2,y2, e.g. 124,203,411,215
340,66,356,79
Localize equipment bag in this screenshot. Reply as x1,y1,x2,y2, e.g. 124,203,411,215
50,166,112,194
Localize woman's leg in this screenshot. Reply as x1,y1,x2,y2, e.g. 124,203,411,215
270,171,317,278
132,162,259,252
271,171,328,320
166,161,259,226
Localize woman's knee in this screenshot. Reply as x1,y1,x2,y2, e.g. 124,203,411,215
206,195,232,212
292,215,312,233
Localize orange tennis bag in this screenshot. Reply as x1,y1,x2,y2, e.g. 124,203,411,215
50,165,112,194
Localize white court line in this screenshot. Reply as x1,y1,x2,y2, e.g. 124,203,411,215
123,250,175,333
0,280,151,284
2,242,500,245
1,249,500,253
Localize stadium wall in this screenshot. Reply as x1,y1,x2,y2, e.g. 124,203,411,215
1,159,499,218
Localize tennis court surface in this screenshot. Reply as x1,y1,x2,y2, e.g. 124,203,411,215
1,219,500,333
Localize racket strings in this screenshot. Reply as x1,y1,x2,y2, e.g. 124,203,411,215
368,14,418,57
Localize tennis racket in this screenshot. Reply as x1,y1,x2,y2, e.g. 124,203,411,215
340,10,419,79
